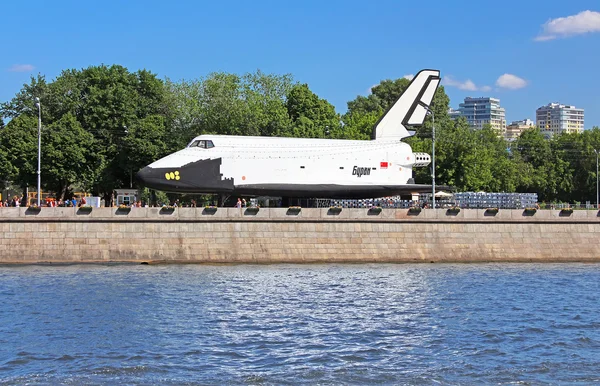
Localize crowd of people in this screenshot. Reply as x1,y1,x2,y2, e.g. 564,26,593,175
0,195,205,208
0,196,88,208
0,195,25,207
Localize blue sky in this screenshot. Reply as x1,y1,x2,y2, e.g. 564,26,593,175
2,0,599,128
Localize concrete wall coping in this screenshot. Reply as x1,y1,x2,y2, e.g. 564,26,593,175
0,207,598,223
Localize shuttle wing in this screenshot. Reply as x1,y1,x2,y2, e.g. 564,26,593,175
372,69,441,140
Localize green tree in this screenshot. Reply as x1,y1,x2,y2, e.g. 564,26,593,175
163,78,206,150
333,111,380,140
284,83,340,138
513,128,573,201
41,114,101,199
71,66,167,195
240,70,293,137
165,70,294,143
551,128,600,203
198,72,246,136
120,114,169,187
0,74,48,120
0,115,38,193
2,64,170,203
415,120,520,193
0,136,11,185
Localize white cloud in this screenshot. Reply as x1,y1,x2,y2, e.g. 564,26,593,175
8,64,35,72
443,75,479,91
496,74,527,90
444,74,524,92
403,74,414,81
535,10,600,41
367,84,378,94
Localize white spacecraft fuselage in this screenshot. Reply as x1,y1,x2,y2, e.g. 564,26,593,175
136,69,441,198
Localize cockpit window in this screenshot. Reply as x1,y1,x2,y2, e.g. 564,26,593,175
188,140,215,149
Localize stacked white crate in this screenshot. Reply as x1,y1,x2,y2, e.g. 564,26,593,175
454,192,538,209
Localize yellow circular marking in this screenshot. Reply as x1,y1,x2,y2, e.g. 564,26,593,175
169,172,175,180
165,173,171,180
175,171,180,176
175,175,180,180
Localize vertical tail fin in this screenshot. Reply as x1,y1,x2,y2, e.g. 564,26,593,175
372,69,441,140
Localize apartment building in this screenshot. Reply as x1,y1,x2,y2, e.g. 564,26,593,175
536,103,584,135
451,97,507,133
505,119,535,141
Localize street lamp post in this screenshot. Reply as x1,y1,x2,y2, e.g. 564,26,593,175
595,149,599,209
123,125,132,188
425,107,436,209
35,97,41,207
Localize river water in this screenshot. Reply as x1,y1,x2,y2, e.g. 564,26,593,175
1,263,599,385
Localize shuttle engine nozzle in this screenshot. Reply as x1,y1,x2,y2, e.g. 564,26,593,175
412,152,431,167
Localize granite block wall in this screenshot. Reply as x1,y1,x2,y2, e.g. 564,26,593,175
0,208,598,264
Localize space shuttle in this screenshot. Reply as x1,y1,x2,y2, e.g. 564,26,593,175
136,69,441,198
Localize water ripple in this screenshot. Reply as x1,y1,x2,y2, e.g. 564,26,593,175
0,263,599,384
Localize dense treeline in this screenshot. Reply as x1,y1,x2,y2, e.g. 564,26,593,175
1,64,599,204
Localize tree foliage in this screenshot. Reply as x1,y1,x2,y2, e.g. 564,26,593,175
285,83,340,138
0,65,169,201
120,114,169,181
42,114,100,198
165,70,294,148
0,115,38,191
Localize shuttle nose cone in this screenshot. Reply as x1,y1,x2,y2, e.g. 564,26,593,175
135,166,153,187
133,158,234,193
134,165,189,192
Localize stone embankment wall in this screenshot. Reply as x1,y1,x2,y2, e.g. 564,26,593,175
0,207,599,264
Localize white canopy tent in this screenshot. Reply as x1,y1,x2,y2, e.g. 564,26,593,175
434,191,453,198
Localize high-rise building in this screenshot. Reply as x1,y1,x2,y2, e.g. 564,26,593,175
448,108,462,121
505,119,534,142
536,103,584,135
451,97,507,133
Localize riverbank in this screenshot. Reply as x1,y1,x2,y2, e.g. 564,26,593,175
0,207,598,264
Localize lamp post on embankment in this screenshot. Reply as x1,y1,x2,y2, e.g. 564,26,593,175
123,125,133,188
34,97,41,207
594,149,599,209
425,107,436,209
